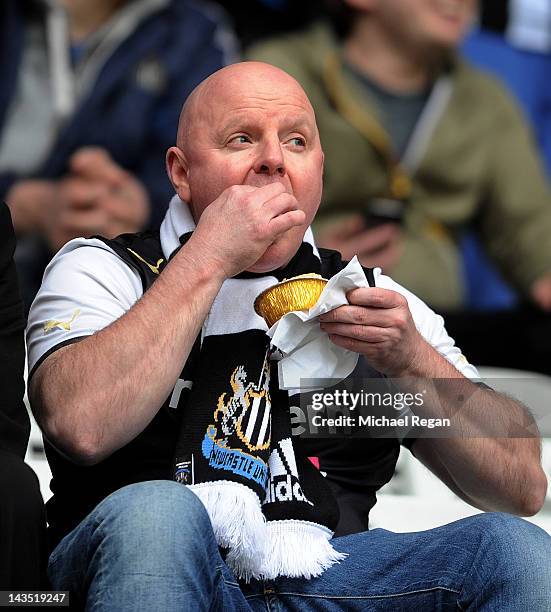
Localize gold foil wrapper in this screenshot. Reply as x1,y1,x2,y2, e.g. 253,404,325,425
254,274,328,327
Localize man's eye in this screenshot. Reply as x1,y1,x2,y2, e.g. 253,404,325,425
289,137,306,147
230,135,251,144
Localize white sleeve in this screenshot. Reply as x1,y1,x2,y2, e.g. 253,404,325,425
373,268,480,380
26,238,143,375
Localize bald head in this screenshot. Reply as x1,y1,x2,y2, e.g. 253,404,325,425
165,59,324,256
176,62,316,153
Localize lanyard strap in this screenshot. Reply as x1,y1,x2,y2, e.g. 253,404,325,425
323,51,453,201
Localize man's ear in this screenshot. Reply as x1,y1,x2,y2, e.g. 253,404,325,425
166,146,191,202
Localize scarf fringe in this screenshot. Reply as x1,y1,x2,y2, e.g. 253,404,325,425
189,481,266,564
227,519,348,582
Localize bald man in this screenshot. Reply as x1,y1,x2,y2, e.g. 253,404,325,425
27,63,550,611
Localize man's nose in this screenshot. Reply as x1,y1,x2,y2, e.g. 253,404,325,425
254,139,285,176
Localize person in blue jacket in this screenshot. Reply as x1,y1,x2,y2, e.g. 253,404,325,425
0,0,236,309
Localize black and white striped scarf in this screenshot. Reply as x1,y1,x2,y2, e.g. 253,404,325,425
167,197,346,581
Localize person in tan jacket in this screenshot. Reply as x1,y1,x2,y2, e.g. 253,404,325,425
248,1,551,317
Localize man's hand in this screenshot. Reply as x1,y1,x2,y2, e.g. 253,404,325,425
321,286,548,515
316,214,403,271
5,180,59,234
531,272,551,311
319,287,428,376
190,182,306,279
30,183,304,464
46,147,150,251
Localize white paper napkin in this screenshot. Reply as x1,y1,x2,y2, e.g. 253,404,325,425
267,257,372,390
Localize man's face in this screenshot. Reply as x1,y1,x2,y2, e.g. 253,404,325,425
364,0,477,50
174,65,324,273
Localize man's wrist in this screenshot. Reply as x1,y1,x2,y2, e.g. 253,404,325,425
393,338,438,378
174,239,228,287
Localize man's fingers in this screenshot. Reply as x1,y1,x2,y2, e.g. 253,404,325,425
320,323,389,343
318,304,394,327
268,209,306,236
225,183,303,237
196,182,305,278
255,181,288,199
263,190,299,216
318,288,406,326
220,182,287,213
325,332,381,354
224,181,286,204
346,287,406,309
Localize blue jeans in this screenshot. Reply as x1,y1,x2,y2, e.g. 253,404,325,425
48,481,551,611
